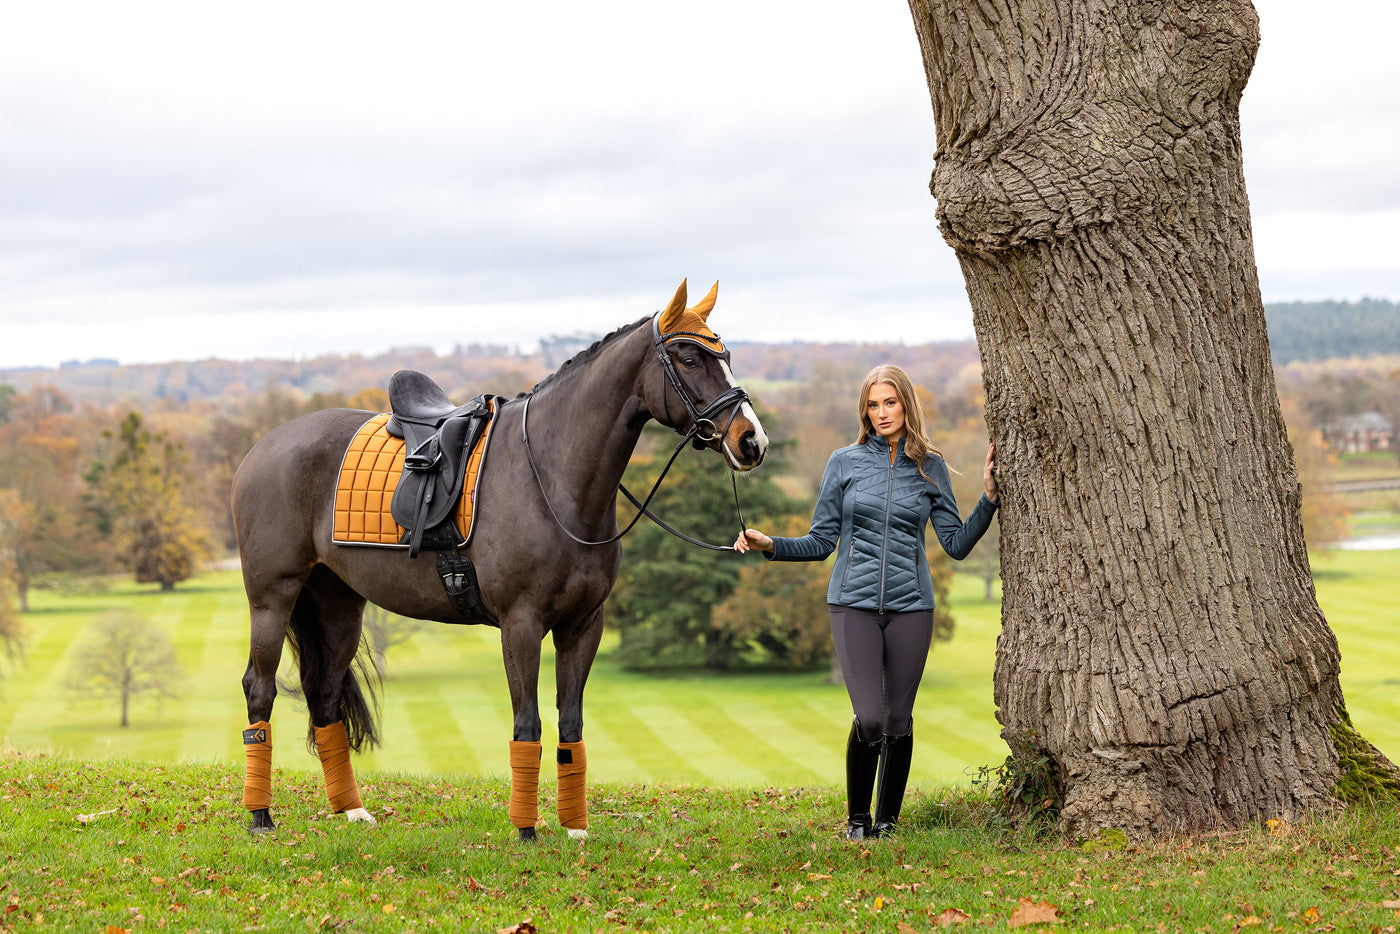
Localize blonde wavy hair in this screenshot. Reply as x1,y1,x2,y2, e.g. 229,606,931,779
856,364,945,485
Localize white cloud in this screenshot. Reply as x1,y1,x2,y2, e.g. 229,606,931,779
0,1,1396,368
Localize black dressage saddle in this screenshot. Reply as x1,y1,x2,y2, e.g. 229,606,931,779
385,370,500,559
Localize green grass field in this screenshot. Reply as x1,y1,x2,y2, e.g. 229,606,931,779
3,550,1397,792
4,752,1398,934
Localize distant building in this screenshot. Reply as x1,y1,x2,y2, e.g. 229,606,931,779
1323,411,1393,453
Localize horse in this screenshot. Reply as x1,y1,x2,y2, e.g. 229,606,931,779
230,280,768,839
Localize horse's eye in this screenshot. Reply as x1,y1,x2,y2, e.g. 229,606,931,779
680,355,700,369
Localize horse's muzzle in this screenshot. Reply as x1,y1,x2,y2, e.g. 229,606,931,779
723,410,768,471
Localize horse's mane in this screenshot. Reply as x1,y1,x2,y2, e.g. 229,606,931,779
518,315,652,398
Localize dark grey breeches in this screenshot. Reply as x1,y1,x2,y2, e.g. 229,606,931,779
828,604,934,737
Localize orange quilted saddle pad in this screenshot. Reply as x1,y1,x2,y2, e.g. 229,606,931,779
332,407,496,547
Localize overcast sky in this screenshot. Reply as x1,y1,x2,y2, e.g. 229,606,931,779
2,1,1397,370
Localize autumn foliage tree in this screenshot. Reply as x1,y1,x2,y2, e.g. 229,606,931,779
86,412,211,591
0,536,21,680
0,386,93,608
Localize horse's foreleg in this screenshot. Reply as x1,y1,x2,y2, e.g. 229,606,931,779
502,614,546,841
553,607,605,840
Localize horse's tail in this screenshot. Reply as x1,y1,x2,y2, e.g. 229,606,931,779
285,585,381,753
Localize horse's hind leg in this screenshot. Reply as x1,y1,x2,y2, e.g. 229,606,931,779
241,575,303,834
296,565,376,824
553,606,605,840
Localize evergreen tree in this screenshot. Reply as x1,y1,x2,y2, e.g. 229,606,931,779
608,415,802,671
85,412,211,591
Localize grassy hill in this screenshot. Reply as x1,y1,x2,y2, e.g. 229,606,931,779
3,552,1396,792
4,552,1399,932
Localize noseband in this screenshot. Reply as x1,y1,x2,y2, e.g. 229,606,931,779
521,313,753,550
650,314,751,449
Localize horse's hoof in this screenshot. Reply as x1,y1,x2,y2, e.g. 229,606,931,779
566,828,588,841
248,809,276,835
517,826,538,843
345,807,376,824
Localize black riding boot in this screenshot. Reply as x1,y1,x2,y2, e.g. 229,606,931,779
872,729,913,838
844,720,881,841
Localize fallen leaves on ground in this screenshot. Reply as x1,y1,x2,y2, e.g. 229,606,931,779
1008,897,1059,927
933,907,972,926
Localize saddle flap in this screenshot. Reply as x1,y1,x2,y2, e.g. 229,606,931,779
387,391,499,557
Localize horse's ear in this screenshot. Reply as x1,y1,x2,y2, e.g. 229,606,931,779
688,282,719,321
659,279,688,331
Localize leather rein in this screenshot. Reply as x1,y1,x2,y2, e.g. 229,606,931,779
521,314,751,551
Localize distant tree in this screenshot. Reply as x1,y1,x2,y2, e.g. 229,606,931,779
1279,395,1350,548
187,415,259,552
1265,299,1400,365
711,515,832,670
348,387,390,412
936,414,1001,601
85,412,211,591
0,547,21,682
362,603,426,678
608,415,801,671
65,610,183,727
0,387,94,607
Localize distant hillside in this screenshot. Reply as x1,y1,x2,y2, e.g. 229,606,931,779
3,297,1395,405
1264,298,1400,365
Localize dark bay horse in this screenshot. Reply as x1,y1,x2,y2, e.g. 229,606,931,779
230,280,768,839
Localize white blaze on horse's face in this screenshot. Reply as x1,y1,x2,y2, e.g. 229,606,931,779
718,357,768,471
654,278,768,471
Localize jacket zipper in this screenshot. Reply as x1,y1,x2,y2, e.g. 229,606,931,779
840,540,857,590
878,450,894,613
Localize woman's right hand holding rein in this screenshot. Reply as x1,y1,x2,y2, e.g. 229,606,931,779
733,529,774,554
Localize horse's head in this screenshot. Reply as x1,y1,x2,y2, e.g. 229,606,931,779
647,279,768,471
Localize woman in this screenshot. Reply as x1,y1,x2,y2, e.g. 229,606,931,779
734,364,999,840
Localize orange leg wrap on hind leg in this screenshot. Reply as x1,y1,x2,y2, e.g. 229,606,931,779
509,741,542,830
242,721,273,811
557,741,588,830
314,721,364,813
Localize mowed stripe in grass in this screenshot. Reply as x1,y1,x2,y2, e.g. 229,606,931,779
4,550,1397,790
1314,549,1400,747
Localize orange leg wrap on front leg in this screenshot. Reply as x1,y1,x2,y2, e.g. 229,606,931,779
242,721,273,811
557,741,588,831
509,741,542,830
314,721,364,813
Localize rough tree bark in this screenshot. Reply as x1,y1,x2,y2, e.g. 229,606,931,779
906,0,1399,839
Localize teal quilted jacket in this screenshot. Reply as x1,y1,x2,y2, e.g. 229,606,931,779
768,435,998,613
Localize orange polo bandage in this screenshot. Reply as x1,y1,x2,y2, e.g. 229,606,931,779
556,741,588,830
509,740,542,830
242,721,273,811
314,721,364,813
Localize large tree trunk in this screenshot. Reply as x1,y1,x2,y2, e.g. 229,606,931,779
906,0,1398,839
